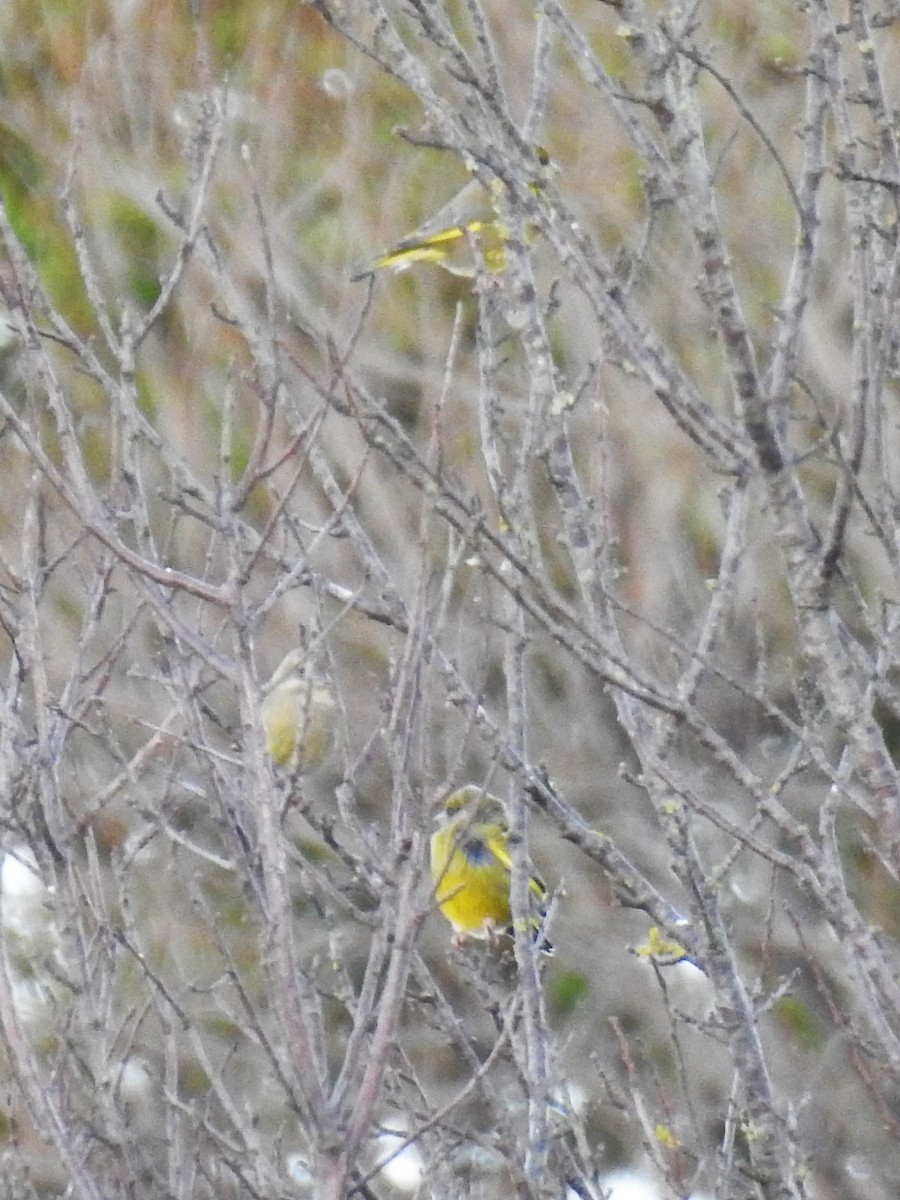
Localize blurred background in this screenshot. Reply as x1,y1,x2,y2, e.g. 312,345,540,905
0,1,898,1198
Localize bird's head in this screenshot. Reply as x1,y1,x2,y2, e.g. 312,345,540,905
437,786,501,827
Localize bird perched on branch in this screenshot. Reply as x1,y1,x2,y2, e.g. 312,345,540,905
352,152,555,281
260,649,335,773
352,179,511,279
430,785,552,951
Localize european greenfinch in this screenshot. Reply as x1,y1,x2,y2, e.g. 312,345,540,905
352,180,509,279
260,649,335,772
429,786,552,949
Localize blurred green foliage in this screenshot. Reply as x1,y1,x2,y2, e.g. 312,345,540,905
549,967,591,1019
773,994,824,1052
106,194,164,308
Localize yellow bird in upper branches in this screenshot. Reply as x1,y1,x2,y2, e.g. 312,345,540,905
429,785,552,951
353,152,555,281
352,180,510,280
260,649,336,773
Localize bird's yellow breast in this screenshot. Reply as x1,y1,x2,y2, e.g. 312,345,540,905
430,822,512,936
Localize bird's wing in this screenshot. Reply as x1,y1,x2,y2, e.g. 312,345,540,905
481,824,512,872
402,180,489,243
480,824,547,903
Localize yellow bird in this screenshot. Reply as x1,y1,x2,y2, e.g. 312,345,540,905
352,180,509,280
429,786,552,949
260,649,335,772
354,152,554,281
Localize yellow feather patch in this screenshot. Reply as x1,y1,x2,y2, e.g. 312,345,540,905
430,788,551,949
260,653,335,772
